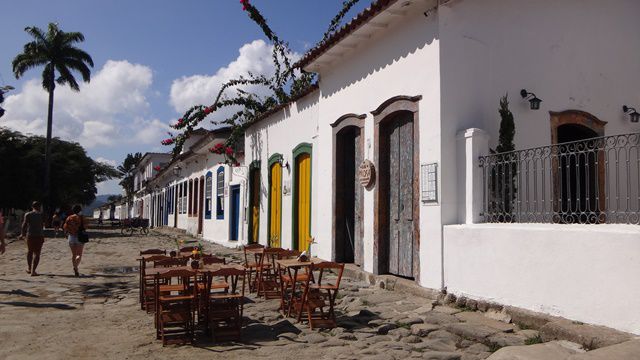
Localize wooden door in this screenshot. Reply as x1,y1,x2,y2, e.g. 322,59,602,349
384,114,414,278
294,153,312,252
269,163,282,247
230,185,240,241
335,127,364,265
248,168,260,243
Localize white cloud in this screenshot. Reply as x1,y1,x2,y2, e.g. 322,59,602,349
169,39,300,125
94,157,117,167
1,60,167,148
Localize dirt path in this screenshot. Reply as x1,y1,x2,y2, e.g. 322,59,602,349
1,228,558,360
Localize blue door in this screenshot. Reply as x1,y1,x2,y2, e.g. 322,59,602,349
230,185,240,241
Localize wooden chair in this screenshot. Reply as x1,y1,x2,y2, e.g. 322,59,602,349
256,248,282,299
202,255,226,265
243,244,264,293
277,249,312,316
154,257,188,268
140,249,166,256
205,267,246,341
180,246,197,253
154,269,198,346
298,262,344,329
140,255,170,311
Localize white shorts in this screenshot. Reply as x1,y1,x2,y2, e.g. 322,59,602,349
68,235,83,246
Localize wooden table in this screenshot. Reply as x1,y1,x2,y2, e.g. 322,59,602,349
275,258,323,321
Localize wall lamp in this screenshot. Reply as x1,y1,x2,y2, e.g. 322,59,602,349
623,105,640,123
173,165,182,177
279,157,290,172
520,89,542,110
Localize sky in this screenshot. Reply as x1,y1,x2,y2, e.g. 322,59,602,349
0,0,370,195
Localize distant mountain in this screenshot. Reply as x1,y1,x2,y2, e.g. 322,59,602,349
83,194,116,216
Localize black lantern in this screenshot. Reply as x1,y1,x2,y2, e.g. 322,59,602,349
623,105,640,123
173,165,182,177
520,89,542,110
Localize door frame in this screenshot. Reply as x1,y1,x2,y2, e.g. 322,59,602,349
549,110,607,220
291,143,313,251
267,153,283,247
372,95,421,279
229,184,241,241
331,113,366,264
198,175,205,235
247,160,261,244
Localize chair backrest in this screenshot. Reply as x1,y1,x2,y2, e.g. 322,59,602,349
202,255,226,265
208,267,246,295
154,257,188,268
243,244,264,265
143,255,170,266
180,246,197,253
278,249,302,260
260,247,282,268
310,262,345,290
140,249,166,256
155,269,197,295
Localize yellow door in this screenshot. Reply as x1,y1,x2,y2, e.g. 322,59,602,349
296,153,311,252
269,162,282,247
250,169,260,243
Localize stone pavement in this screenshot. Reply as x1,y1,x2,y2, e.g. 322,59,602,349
0,228,637,360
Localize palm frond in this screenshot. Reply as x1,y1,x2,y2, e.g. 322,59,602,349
55,65,80,91
61,46,94,68
61,58,92,83
60,31,85,46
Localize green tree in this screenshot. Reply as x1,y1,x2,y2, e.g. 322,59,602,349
118,152,143,201
491,94,517,219
12,22,94,210
0,127,119,210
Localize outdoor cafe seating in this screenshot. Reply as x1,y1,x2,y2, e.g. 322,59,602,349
137,242,346,346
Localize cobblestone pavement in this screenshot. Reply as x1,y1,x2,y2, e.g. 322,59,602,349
0,227,609,360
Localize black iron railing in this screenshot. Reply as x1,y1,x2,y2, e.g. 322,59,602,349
479,133,640,224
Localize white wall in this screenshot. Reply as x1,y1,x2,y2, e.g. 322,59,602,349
439,0,640,151
245,92,320,250
443,223,640,335
316,8,443,287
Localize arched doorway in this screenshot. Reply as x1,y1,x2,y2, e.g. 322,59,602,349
268,154,283,248
332,114,365,265
292,143,312,252
372,95,421,279
550,110,606,223
248,161,261,244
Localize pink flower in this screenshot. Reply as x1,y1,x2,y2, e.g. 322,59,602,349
225,146,234,156
162,138,174,146
204,107,212,115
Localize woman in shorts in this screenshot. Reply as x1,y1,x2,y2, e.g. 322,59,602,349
63,205,85,277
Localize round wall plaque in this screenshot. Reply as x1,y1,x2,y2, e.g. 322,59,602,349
358,160,375,188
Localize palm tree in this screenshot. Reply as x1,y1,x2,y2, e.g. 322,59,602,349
12,23,94,210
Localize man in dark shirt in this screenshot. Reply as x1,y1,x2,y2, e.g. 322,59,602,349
21,201,44,276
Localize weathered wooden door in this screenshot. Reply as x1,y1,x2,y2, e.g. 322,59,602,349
197,177,204,235
294,153,312,252
248,168,260,244
269,162,282,247
384,114,414,278
230,185,240,241
335,127,364,266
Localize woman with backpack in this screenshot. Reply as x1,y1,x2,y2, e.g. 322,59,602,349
63,205,87,277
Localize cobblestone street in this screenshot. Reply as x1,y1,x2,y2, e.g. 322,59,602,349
0,228,636,360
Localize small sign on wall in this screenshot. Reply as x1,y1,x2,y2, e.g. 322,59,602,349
421,163,438,204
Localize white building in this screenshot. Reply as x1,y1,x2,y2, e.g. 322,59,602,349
146,128,248,248
131,152,173,219
243,0,640,335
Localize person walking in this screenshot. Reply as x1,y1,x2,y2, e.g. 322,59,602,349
21,201,45,276
63,205,86,277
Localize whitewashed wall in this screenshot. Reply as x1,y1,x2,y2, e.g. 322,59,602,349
245,92,320,250
316,9,442,288
443,223,640,335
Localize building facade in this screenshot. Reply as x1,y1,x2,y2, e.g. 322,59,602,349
242,0,640,334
